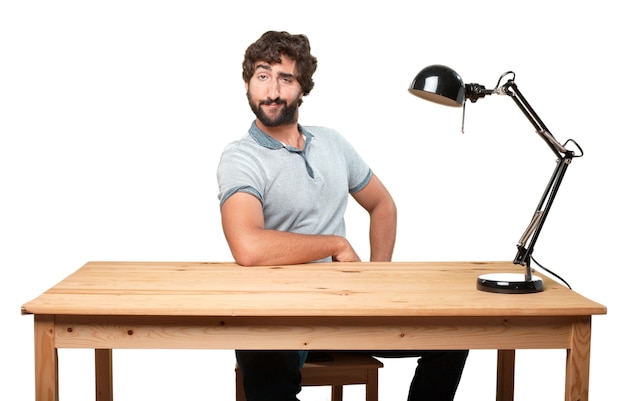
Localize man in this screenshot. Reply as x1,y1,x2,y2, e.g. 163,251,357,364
217,30,468,401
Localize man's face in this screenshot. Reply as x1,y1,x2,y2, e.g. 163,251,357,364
246,56,303,127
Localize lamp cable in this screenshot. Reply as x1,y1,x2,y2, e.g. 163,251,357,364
531,256,572,289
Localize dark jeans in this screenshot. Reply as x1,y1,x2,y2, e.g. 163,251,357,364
236,349,469,401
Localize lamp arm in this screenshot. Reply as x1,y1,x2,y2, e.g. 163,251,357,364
513,156,572,279
494,80,582,279
501,81,568,157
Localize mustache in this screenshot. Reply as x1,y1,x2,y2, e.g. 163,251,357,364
259,98,287,106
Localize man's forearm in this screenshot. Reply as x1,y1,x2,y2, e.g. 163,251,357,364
229,229,358,266
368,198,397,262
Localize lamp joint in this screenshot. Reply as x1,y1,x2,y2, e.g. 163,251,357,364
465,83,491,103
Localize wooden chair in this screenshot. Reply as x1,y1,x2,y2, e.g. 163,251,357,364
235,352,383,401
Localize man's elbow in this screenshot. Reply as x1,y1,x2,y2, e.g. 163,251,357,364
233,253,261,267
229,242,264,266
377,196,397,220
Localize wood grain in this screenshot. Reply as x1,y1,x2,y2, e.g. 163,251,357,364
22,261,606,317
22,261,607,401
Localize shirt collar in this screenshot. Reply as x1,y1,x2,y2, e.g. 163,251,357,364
248,121,314,150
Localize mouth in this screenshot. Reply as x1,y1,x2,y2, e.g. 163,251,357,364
260,99,286,107
261,102,284,115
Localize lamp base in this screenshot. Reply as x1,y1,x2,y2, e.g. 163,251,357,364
476,273,544,294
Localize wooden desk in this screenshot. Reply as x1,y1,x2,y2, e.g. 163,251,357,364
22,261,606,401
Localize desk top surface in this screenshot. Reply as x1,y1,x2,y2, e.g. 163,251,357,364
21,261,607,317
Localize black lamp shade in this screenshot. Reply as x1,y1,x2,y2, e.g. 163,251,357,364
408,64,465,107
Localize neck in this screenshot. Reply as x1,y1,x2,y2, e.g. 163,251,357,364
256,120,302,149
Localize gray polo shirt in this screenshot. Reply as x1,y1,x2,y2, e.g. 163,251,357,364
217,121,372,242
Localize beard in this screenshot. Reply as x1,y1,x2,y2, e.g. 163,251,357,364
247,92,299,127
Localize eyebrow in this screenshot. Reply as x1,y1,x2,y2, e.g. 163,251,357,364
278,71,295,80
254,63,271,72
254,63,296,80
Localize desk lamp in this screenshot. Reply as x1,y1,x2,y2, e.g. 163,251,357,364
408,65,583,294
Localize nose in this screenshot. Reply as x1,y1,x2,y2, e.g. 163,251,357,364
267,78,280,99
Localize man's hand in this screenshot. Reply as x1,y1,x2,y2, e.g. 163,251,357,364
332,237,361,262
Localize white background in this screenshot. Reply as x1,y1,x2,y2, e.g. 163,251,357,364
1,1,623,400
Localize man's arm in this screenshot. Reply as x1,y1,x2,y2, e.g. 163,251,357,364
221,192,360,266
351,173,397,262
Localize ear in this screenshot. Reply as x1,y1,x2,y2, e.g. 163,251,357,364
244,81,249,92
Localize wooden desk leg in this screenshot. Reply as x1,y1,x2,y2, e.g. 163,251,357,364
331,385,343,401
34,315,58,401
496,349,515,401
565,316,592,401
366,366,379,401
95,349,113,401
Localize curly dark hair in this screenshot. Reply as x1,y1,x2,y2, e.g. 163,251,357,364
242,31,318,98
